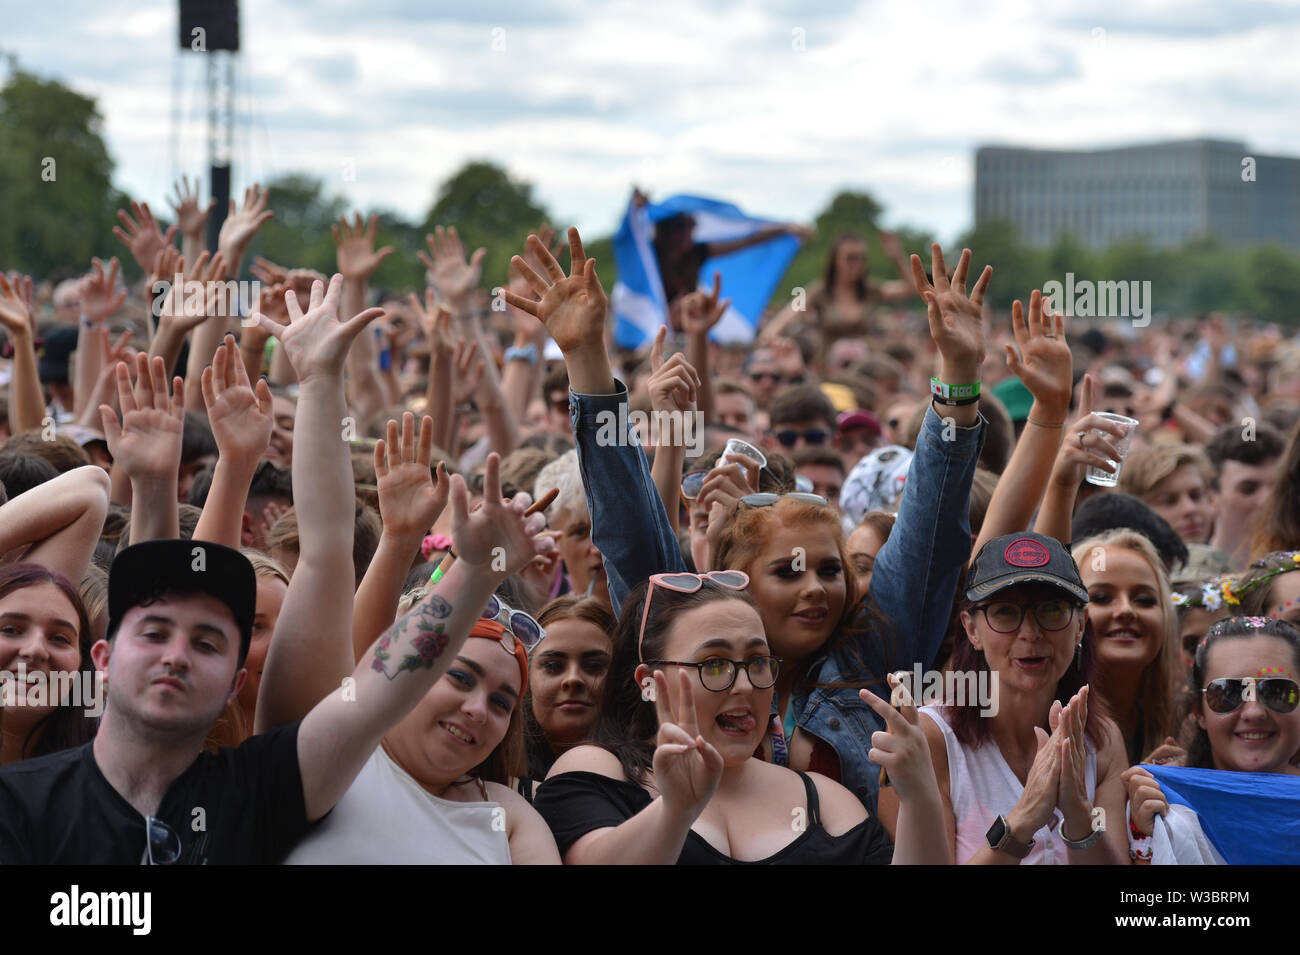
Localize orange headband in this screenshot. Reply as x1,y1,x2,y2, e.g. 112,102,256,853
468,618,528,695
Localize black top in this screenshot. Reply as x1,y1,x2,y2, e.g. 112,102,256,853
0,721,310,864
534,770,894,865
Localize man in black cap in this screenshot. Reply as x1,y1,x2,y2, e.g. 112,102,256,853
37,325,79,424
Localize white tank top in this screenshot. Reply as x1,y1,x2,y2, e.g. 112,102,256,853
921,705,1097,865
283,747,512,865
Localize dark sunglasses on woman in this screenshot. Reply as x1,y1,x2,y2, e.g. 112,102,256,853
1202,676,1300,715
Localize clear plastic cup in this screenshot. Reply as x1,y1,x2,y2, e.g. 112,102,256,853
1085,413,1139,487
723,438,766,470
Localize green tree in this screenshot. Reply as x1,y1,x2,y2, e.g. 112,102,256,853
421,161,551,292
0,62,119,280
955,220,1043,310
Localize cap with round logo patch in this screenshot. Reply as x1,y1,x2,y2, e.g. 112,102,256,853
966,531,1088,604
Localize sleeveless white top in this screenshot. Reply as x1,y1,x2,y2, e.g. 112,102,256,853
283,747,512,865
921,705,1097,865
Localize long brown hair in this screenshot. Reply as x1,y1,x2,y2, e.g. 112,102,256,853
1251,416,1300,560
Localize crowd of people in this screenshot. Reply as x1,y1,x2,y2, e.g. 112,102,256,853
0,181,1296,864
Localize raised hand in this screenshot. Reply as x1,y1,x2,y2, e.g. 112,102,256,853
1006,290,1072,421
0,273,35,338
250,273,385,385
1006,719,1062,844
879,230,904,264
650,667,725,818
99,353,185,481
114,200,178,274
202,335,274,465
859,674,941,803
452,338,484,406
910,243,991,382
218,183,274,265
250,256,288,287
647,326,700,416
154,250,229,337
78,257,127,324
503,227,606,356
1049,375,1129,488
448,452,550,573
332,212,395,282
375,413,450,540
169,175,216,240
419,225,485,305
1121,765,1168,838
679,271,730,338
407,288,452,352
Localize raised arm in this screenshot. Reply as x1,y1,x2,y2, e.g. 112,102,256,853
645,326,701,537
352,412,449,662
149,249,228,377
297,455,550,822
254,274,385,734
333,212,394,428
678,273,729,424
98,353,185,543
862,244,990,675
703,222,811,260
0,274,45,434
1033,375,1128,544
503,227,685,613
168,174,215,268
113,200,177,277
971,290,1073,556
874,230,916,303
194,336,274,548
410,292,456,452
0,465,110,581
72,258,125,418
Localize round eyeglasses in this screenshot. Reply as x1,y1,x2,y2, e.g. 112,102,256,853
482,594,545,653
973,599,1077,633
643,655,782,692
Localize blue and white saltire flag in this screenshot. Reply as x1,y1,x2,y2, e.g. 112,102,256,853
1145,764,1300,864
611,192,802,349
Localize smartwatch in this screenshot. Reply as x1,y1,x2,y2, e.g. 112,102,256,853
986,814,1034,859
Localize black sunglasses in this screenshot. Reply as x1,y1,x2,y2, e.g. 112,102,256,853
1202,677,1299,715
774,428,828,448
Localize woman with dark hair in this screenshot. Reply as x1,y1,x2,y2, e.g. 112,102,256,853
1123,616,1300,864
532,573,948,864
1234,550,1300,624
915,532,1131,864
0,564,98,764
521,595,617,782
1249,417,1300,561
759,231,914,344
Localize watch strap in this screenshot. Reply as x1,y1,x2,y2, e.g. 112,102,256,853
986,814,1034,859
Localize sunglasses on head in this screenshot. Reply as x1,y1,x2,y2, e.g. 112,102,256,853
1202,676,1299,715
774,428,828,448
738,491,829,508
637,570,749,661
482,594,546,654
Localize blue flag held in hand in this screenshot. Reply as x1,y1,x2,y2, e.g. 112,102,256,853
611,192,803,349
1145,764,1300,864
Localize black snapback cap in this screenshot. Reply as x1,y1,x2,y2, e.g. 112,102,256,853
108,540,257,659
966,532,1088,605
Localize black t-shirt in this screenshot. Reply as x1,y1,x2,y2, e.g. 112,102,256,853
534,770,894,865
0,721,310,864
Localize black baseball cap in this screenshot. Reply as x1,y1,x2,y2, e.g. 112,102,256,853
108,541,257,662
966,532,1089,605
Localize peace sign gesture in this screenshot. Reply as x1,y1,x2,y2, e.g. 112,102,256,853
860,674,940,803
504,227,607,357
910,243,991,383
650,667,724,818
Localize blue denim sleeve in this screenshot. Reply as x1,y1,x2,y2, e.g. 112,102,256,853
570,382,686,616
862,405,985,676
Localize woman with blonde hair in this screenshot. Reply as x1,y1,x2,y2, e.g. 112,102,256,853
1072,529,1181,763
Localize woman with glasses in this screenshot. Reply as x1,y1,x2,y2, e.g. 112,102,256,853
1071,530,1182,765
914,532,1131,864
504,229,989,815
285,600,560,864
1123,617,1300,864
533,573,949,864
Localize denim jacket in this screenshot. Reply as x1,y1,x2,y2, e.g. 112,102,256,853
571,383,985,812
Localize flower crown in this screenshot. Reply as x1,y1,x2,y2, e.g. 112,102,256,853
1170,551,1300,610
1198,615,1275,650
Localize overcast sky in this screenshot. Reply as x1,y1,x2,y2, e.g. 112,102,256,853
6,0,1299,242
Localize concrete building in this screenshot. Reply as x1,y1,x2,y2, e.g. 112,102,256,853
975,139,1300,251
